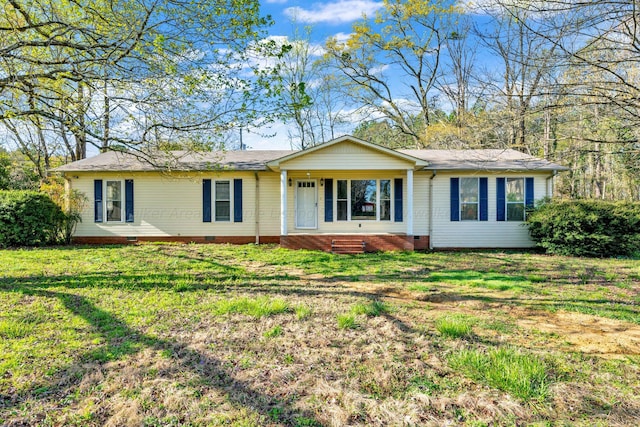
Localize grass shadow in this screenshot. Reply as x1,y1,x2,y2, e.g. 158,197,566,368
0,286,320,426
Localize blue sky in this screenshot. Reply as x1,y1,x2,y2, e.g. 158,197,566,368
245,0,387,150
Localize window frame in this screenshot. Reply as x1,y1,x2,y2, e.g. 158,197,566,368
506,177,526,222
460,177,479,221
336,179,348,221
334,178,394,222
104,180,124,223
214,180,232,222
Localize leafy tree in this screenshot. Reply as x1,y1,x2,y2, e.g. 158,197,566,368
270,27,350,150
324,0,460,147
0,150,10,190
0,0,276,164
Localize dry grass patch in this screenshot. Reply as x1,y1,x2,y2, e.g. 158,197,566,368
0,244,639,426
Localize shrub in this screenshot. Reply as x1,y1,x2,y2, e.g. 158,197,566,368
40,177,86,244
526,199,640,257
0,190,66,247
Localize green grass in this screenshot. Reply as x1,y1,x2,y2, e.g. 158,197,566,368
212,296,290,317
435,314,474,338
295,304,312,320
448,347,550,401
263,325,283,338
0,320,34,339
337,313,359,329
0,244,638,426
351,300,392,316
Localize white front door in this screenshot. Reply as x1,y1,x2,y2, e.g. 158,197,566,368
296,180,317,229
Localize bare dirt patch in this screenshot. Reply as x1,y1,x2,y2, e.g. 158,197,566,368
341,280,640,359
516,309,640,359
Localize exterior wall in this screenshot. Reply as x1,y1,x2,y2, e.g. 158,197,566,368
67,164,554,251
429,171,551,248
285,170,411,235
413,171,430,237
279,141,415,170
70,171,278,239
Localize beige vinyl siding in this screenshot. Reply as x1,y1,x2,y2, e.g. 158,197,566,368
256,172,281,236
430,171,551,248
279,141,415,170
413,172,430,236
285,170,410,234
71,171,261,237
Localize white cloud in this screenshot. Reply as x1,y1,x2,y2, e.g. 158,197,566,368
330,32,354,44
284,1,383,24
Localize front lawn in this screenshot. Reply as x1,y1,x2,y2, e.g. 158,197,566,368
1,244,639,426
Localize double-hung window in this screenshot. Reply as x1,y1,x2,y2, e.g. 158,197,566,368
106,180,122,222
203,178,242,223
380,180,391,221
506,178,525,221
337,180,348,221
497,177,533,222
215,181,231,222
450,177,488,222
460,177,479,220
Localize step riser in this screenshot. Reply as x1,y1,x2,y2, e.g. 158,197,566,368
331,239,365,254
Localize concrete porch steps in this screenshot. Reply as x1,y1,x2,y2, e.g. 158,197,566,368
331,239,366,254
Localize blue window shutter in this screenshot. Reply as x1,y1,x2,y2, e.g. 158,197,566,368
525,177,534,209
479,178,488,221
496,177,506,221
125,179,134,223
94,180,103,223
233,179,243,222
450,178,459,221
394,178,403,222
324,178,333,222
203,179,212,222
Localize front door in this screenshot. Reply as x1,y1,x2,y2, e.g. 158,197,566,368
296,180,317,229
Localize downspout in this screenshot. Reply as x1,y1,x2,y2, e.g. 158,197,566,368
545,170,557,199
255,172,260,244
428,170,436,250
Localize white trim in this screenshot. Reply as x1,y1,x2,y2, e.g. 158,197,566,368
280,170,287,236
407,169,413,235
294,179,318,229
213,180,232,222
333,178,397,223
104,179,124,223
460,177,480,221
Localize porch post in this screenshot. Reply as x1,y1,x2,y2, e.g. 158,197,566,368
406,168,413,235
280,170,288,236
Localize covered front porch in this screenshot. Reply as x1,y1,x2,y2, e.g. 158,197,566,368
264,136,430,252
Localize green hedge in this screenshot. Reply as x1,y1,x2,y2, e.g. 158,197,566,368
0,191,66,247
526,199,640,257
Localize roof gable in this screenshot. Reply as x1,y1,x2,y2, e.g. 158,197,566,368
266,135,429,170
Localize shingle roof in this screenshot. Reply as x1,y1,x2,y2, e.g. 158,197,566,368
53,150,295,172
400,149,568,171
53,145,568,173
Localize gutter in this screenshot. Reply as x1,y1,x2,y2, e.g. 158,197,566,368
428,170,437,250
